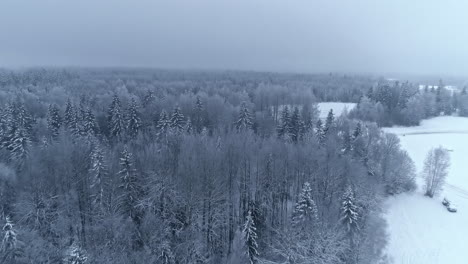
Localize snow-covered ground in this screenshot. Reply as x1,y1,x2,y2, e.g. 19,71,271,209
317,102,356,119
383,116,468,264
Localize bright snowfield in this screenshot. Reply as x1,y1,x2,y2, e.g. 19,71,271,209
317,102,356,119
383,116,468,264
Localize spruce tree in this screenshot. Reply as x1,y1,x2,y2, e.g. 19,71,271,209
90,142,107,209
324,109,335,135
342,129,352,155
82,107,97,136
156,110,171,138
126,99,141,140
64,100,79,136
118,147,143,223
243,210,259,264
170,106,185,133
292,182,318,229
1,217,17,253
7,104,33,167
107,95,125,141
64,99,75,128
235,102,253,132
1,217,21,261
47,104,62,139
288,107,304,143
276,106,291,139
194,96,205,133
315,119,326,145
340,186,359,234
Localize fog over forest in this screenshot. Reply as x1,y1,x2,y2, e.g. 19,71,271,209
2,1,468,76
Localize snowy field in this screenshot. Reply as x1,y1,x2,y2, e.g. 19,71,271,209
383,116,468,264
317,102,356,119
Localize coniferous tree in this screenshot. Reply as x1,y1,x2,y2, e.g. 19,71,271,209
107,95,125,141
340,186,359,234
64,99,75,128
194,96,204,133
292,182,318,230
90,142,107,210
126,99,141,140
7,104,33,167
170,106,185,133
288,107,304,143
315,119,326,145
47,104,62,139
235,102,253,132
276,106,291,139
118,147,143,224
243,210,259,264
324,109,335,135
1,217,20,261
156,110,171,139
342,129,352,155
82,107,97,136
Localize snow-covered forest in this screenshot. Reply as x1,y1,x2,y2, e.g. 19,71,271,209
0,68,430,263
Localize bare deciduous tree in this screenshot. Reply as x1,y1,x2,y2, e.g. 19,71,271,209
423,147,450,198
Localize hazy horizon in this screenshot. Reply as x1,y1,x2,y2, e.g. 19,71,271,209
2,0,468,77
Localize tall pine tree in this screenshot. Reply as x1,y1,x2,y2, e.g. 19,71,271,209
107,95,125,141
126,99,141,140
243,210,259,264
235,102,253,132
47,104,62,139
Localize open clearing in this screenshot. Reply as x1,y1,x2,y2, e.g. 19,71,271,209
383,116,468,264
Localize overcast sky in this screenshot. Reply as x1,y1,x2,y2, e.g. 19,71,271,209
1,0,467,76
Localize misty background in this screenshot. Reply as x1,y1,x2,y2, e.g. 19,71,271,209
1,0,467,76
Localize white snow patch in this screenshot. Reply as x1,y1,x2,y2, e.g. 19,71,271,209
383,116,468,264
317,102,356,119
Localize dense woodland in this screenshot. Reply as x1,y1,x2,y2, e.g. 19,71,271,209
0,68,431,264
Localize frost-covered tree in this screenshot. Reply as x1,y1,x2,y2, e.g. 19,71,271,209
243,210,259,264
315,119,326,145
90,142,107,209
126,98,141,140
235,102,253,132
81,107,97,136
1,217,21,262
5,104,33,167
118,147,143,223
194,96,205,133
170,106,185,133
277,106,291,139
1,217,17,252
185,117,193,134
324,109,335,135
288,107,304,143
156,110,171,138
423,147,450,198
47,104,62,139
63,241,88,264
340,186,359,235
107,95,125,141
292,182,318,230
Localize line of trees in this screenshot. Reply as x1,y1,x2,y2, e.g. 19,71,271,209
350,80,468,127
0,69,416,263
